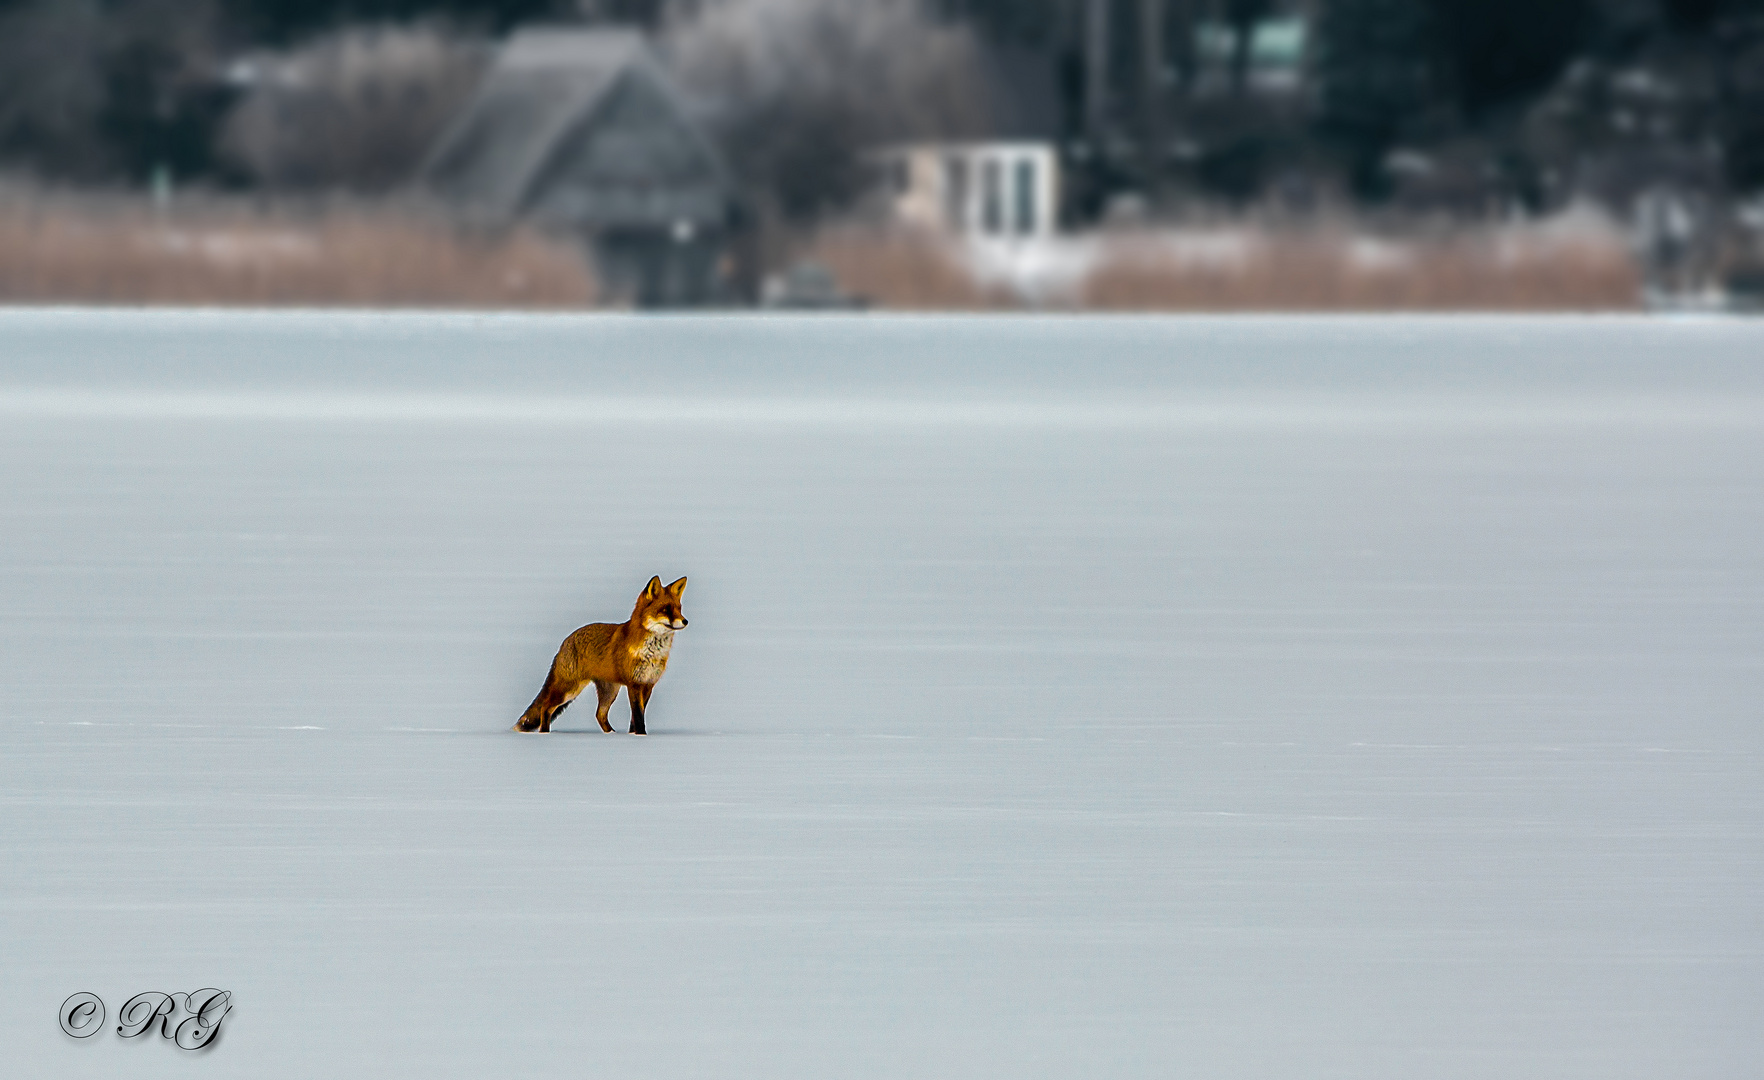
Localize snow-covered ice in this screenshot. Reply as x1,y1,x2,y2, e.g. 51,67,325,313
2,311,1761,1078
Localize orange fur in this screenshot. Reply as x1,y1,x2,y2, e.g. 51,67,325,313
514,576,687,735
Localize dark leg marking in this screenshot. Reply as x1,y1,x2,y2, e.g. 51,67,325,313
594,681,618,733
628,688,646,736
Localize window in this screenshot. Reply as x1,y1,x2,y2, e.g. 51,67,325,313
944,156,969,231
981,157,1004,235
1014,158,1037,236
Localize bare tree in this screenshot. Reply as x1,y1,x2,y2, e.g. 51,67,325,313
0,0,224,179
662,0,990,222
219,23,490,191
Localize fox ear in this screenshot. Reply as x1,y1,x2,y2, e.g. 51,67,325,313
667,576,687,597
643,575,663,598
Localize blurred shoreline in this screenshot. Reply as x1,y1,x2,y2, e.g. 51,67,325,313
0,183,597,309
1,182,1645,311
806,209,1641,311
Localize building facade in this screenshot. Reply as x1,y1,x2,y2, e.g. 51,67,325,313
878,142,1060,241
421,28,735,307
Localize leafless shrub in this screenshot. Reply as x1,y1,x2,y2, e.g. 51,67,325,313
0,186,597,307
219,24,490,191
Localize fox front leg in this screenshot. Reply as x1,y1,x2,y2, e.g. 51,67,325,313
628,684,651,736
593,681,618,733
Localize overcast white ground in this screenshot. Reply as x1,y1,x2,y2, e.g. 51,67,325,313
1,312,1760,1079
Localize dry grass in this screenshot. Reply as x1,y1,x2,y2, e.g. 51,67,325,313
802,218,1643,312
1081,228,1642,311
0,191,598,308
800,225,1012,309
0,188,1643,312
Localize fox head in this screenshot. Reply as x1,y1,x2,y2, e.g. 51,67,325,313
634,575,688,632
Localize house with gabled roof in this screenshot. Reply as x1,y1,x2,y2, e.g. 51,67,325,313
421,28,736,307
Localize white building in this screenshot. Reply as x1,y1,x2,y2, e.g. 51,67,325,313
877,142,1059,241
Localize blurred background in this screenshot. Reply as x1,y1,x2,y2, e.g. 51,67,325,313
0,0,1760,309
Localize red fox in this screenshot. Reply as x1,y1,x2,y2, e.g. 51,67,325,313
514,576,688,735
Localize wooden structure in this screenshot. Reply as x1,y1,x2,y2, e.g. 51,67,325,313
422,28,735,307
877,142,1060,241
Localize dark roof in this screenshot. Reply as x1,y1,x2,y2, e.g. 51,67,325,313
421,28,733,229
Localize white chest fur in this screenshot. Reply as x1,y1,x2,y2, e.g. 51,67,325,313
630,630,675,685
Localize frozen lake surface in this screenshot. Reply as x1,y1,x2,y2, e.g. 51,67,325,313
2,312,1760,1078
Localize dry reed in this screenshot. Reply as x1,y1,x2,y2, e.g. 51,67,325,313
0,188,1643,312
1081,228,1642,311
803,219,1642,311
0,192,598,308
801,225,1012,309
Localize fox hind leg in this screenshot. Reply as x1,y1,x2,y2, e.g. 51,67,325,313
515,660,566,733
592,681,618,733
539,684,586,733
540,697,572,733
